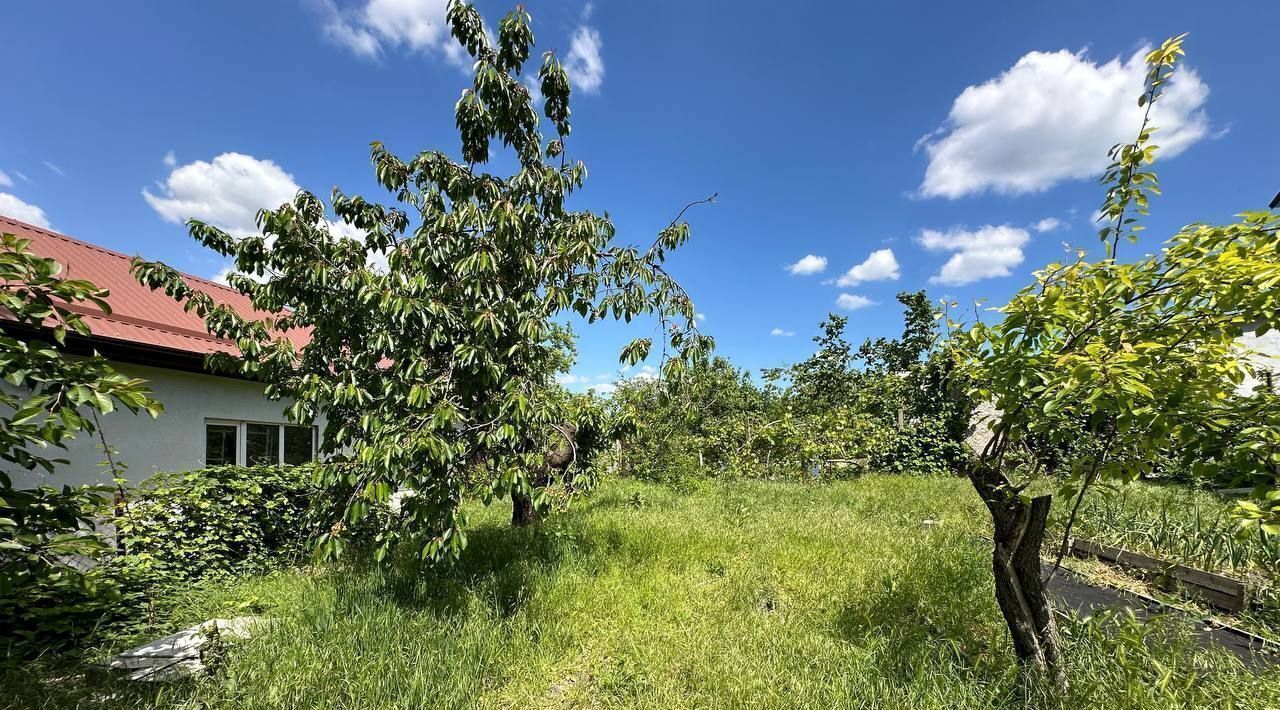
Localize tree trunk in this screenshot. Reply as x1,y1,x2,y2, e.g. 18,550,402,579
510,423,577,527
969,466,1067,688
511,489,538,526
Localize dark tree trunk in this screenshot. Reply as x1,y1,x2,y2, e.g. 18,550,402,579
969,464,1067,688
510,423,578,527
511,489,538,526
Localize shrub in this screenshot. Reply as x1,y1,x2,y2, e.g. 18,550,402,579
114,464,318,583
0,483,121,655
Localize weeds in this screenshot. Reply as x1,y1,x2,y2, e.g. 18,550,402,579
5,477,1278,709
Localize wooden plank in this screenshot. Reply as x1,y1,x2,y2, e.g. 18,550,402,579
1068,537,1248,612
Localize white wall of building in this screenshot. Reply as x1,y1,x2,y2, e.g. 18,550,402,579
12,361,324,488
1238,327,1280,395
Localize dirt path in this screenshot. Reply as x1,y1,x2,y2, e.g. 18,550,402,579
1046,565,1278,669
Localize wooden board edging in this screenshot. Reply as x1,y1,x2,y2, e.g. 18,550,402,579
1067,537,1249,612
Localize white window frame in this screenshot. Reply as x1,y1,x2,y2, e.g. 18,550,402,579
204,418,317,466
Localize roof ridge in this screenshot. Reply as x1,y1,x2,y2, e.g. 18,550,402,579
0,213,249,299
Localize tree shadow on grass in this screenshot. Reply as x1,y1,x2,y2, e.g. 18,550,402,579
334,508,588,622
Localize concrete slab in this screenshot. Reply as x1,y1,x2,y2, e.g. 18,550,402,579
95,616,263,682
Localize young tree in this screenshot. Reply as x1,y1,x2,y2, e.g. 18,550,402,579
783,314,858,415
952,35,1280,683
132,2,712,562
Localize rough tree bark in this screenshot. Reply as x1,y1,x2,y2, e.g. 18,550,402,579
511,423,578,527
968,462,1067,688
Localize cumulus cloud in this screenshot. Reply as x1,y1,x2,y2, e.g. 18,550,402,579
786,254,827,275
312,0,467,65
919,224,1030,285
633,364,659,380
0,170,11,188
144,152,369,281
1033,217,1064,233
144,152,299,236
0,193,52,228
836,293,874,311
834,248,899,287
770,328,795,337
565,26,605,94
917,46,1210,198
163,151,177,168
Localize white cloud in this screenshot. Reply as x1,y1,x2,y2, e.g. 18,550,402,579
144,152,299,236
917,46,1210,199
1033,217,1064,233
43,161,65,177
770,328,795,337
0,193,52,228
836,293,874,311
695,312,706,322
834,248,899,287
312,0,466,65
564,26,604,94
633,364,659,380
0,170,11,188
919,224,1030,285
786,254,827,275
163,151,177,168
13,171,32,184
144,152,371,281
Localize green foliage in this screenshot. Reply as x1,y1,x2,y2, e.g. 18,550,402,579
0,484,122,653
113,465,317,583
954,33,1280,528
618,292,965,485
1054,481,1280,625
0,231,162,655
7,477,1274,709
131,2,710,563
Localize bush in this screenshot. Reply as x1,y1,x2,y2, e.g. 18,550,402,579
0,483,121,655
1,464,320,658
114,464,318,583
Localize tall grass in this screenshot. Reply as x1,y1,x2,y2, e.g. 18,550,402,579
6,477,1278,709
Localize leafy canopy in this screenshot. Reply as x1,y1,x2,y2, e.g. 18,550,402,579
954,34,1280,529
133,2,712,561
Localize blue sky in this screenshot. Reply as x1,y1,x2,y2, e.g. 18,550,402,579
2,1,1277,392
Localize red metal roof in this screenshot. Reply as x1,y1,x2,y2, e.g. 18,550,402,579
0,214,310,358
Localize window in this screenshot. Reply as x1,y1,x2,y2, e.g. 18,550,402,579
246,423,281,465
283,426,314,465
205,420,317,467
205,424,238,466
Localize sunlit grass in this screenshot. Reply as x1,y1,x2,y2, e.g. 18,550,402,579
7,476,1279,709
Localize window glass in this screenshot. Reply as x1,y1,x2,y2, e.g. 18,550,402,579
246,423,280,465
283,426,314,465
205,424,237,466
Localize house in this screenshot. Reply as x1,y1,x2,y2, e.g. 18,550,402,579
1,214,322,488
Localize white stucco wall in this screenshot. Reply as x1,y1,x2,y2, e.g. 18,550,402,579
1237,327,1280,395
12,361,324,488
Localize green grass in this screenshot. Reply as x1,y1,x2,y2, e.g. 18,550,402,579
8,476,1280,709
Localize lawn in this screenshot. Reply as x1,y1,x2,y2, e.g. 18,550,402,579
9,476,1280,709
